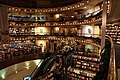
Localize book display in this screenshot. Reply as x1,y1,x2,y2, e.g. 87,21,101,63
106,25,118,43
67,51,101,80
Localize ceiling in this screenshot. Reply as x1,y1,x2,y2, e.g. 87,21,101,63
0,0,82,8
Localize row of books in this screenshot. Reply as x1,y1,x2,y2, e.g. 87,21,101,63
75,61,100,72
72,55,100,62
68,67,96,78
67,50,101,79
74,52,100,58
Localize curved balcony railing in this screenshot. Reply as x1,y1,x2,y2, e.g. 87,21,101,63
8,9,102,22
106,35,117,80
9,36,101,47
0,46,44,61
9,10,102,27
8,0,102,13
9,31,100,37
0,51,46,70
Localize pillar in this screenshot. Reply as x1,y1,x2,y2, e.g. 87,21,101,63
0,5,9,44
101,0,107,49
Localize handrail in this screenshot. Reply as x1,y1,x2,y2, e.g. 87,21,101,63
37,69,55,80
106,35,117,80
30,60,43,78
31,55,56,79
30,56,51,78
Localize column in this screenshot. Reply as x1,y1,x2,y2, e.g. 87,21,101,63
101,0,107,49
0,5,9,44
50,40,54,52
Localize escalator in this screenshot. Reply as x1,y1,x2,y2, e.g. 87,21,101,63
31,55,57,80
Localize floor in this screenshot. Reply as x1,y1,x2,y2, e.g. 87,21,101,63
0,59,43,80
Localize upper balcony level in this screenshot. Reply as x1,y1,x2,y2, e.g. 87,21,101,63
7,0,103,13
8,9,103,22
8,10,102,27
7,0,106,27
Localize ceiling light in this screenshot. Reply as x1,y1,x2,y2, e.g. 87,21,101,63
15,71,18,73
0,70,6,79
25,66,30,69
84,6,87,9
71,16,74,18
112,24,114,26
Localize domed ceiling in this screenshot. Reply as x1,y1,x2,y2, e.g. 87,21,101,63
0,0,82,8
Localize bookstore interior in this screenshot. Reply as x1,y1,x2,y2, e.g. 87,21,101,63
0,0,119,80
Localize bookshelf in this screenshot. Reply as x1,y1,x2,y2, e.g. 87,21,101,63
67,51,101,80
106,25,120,44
